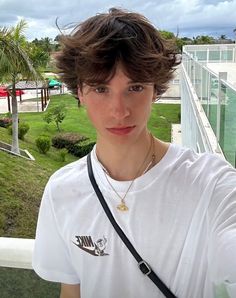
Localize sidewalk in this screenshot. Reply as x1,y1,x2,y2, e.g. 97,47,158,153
0,89,63,114
0,90,40,113
156,97,181,104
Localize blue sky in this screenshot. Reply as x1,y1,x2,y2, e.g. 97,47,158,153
0,0,236,40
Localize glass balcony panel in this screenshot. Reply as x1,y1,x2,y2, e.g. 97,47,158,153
194,62,202,98
188,51,194,58
221,50,233,62
201,68,209,115
208,74,218,135
219,85,236,167
190,59,195,84
209,51,220,61
182,44,236,164
196,51,207,61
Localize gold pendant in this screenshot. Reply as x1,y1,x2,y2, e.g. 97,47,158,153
117,200,129,211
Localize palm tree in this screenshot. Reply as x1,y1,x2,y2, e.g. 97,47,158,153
234,28,236,43
220,34,227,40
193,35,215,45
0,20,39,154
29,43,50,70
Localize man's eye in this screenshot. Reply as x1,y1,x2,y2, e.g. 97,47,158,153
129,85,144,92
94,86,107,93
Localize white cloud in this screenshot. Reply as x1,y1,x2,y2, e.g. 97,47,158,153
0,0,235,39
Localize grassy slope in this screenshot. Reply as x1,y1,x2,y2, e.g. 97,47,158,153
0,94,180,238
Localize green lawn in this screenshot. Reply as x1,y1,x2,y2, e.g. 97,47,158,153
0,94,180,238
0,267,60,298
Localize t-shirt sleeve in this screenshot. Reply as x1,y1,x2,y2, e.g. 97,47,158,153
208,166,236,297
32,181,80,284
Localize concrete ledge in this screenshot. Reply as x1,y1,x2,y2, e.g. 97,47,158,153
171,124,182,145
0,237,34,269
0,141,35,161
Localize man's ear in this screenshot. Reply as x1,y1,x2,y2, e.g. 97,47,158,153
77,87,84,105
152,90,158,102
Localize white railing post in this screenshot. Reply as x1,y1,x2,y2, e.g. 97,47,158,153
216,72,227,141
0,237,34,269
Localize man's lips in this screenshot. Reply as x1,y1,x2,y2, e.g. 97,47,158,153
106,126,135,135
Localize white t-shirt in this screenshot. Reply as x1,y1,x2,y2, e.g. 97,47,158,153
32,144,236,298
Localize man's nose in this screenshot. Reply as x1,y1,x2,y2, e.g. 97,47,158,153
110,93,130,119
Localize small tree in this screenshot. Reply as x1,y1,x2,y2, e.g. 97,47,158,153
43,104,66,131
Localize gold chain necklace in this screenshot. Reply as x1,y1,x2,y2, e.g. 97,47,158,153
102,134,155,211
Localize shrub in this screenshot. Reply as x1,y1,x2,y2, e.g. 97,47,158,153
35,136,51,154
0,118,12,128
18,122,30,140
52,132,94,157
7,122,30,140
68,139,95,157
52,132,87,149
59,148,68,162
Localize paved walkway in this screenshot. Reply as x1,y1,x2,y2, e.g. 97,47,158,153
0,90,39,113
0,89,62,113
156,97,181,104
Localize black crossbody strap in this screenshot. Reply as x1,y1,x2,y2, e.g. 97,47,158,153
87,153,177,298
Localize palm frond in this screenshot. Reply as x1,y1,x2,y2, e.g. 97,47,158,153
13,19,28,41
0,26,43,82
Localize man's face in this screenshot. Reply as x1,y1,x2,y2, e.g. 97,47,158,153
78,65,156,146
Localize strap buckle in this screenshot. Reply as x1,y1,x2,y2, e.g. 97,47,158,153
138,260,152,276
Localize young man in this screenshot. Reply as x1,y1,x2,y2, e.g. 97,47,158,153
32,8,236,298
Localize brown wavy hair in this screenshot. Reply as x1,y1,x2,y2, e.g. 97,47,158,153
56,7,180,102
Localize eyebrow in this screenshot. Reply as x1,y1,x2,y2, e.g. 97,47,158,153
84,81,153,87
126,80,153,84
127,81,154,86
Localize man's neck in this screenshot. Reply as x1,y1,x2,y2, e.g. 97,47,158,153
95,133,168,181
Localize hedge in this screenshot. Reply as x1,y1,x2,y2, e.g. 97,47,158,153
52,132,87,149
52,132,95,157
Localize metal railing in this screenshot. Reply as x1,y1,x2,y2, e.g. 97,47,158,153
0,237,33,269
0,237,60,297
181,45,236,167
183,44,236,63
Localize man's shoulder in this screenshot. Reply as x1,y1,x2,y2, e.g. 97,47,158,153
169,144,235,181
49,154,88,185
171,144,228,167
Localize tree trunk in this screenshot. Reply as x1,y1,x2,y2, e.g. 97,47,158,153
11,77,20,155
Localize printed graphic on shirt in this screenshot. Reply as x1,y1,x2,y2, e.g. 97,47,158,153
73,235,109,256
